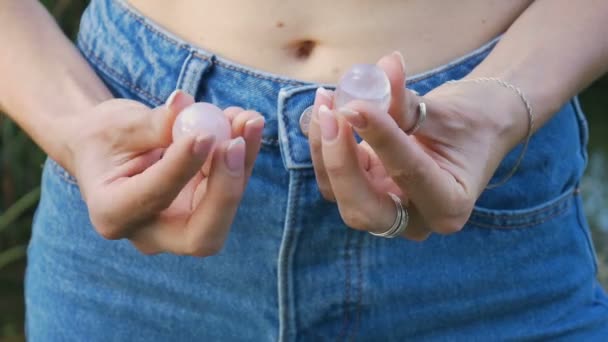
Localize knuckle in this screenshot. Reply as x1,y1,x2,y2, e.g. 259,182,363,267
88,206,123,240
186,239,224,257
426,195,474,235
406,234,430,242
132,243,160,256
366,130,394,149
324,161,350,179
430,216,468,235
319,188,336,202
340,207,371,231
388,164,425,186
91,218,123,240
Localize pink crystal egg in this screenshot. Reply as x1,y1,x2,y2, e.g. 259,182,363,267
172,103,231,146
334,64,391,113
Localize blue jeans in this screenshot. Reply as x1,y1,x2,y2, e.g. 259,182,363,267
25,0,608,340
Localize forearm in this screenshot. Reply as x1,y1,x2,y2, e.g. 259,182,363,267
467,0,608,141
0,0,112,168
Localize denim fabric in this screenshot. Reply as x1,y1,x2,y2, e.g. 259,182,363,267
25,0,608,340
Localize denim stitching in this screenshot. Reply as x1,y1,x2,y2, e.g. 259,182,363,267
408,49,489,86
213,60,303,85
338,231,352,341
277,172,301,342
573,192,599,275
108,0,501,96
472,189,574,219
467,198,571,229
191,52,212,62
117,0,304,87
407,36,500,86
50,159,78,185
349,232,364,341
262,138,280,146
78,41,164,106
571,97,590,169
408,55,475,85
176,51,199,97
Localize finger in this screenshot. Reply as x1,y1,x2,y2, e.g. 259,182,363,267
242,114,265,179
399,204,433,242
308,87,336,201
130,137,250,256
200,109,264,185
356,141,431,240
224,106,245,124
196,109,264,210
92,134,215,239
376,52,425,135
318,105,396,233
225,109,264,174
125,90,195,150
337,100,468,234
185,137,247,256
200,109,264,177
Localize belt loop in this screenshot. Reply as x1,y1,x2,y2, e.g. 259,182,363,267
176,50,212,98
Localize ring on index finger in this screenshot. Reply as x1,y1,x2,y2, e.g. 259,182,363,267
404,101,426,135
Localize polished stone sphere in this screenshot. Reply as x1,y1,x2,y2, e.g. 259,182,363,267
334,64,391,113
172,102,231,146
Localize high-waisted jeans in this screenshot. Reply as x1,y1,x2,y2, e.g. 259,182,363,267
25,0,608,340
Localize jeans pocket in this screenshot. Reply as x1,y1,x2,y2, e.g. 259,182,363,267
469,186,576,230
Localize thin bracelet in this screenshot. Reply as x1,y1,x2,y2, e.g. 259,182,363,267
445,77,535,189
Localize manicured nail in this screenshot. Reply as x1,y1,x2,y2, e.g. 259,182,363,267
316,87,332,101
393,51,406,73
245,116,265,129
192,135,215,159
225,137,246,172
338,107,366,129
319,105,338,141
244,116,265,139
166,89,181,108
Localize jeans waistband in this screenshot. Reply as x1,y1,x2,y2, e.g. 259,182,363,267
78,0,500,169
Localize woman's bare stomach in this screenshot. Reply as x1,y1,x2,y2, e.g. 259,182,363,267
127,0,532,83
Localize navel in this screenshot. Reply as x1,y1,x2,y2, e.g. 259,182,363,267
286,39,317,60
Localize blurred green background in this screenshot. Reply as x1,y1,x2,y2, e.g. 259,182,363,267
1,0,607,339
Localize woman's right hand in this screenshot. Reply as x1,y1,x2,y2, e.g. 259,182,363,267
59,90,265,256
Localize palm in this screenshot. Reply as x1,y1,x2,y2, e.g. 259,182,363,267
160,166,211,220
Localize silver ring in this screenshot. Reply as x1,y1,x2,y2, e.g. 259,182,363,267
405,102,426,135
369,192,409,238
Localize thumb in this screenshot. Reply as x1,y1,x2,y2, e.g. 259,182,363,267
376,51,415,131
128,90,195,150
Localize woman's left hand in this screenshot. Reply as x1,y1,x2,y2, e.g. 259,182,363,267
308,52,528,241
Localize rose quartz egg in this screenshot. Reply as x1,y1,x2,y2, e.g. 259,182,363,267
334,64,391,113
172,102,231,146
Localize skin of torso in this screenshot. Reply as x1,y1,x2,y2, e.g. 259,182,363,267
128,0,533,83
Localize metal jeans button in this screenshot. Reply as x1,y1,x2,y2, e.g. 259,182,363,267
299,105,314,137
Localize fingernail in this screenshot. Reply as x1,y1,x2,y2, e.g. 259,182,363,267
192,135,215,159
245,116,265,129
319,105,338,141
393,51,406,73
225,137,246,172
338,107,366,129
316,87,332,100
166,89,181,108
244,116,265,139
